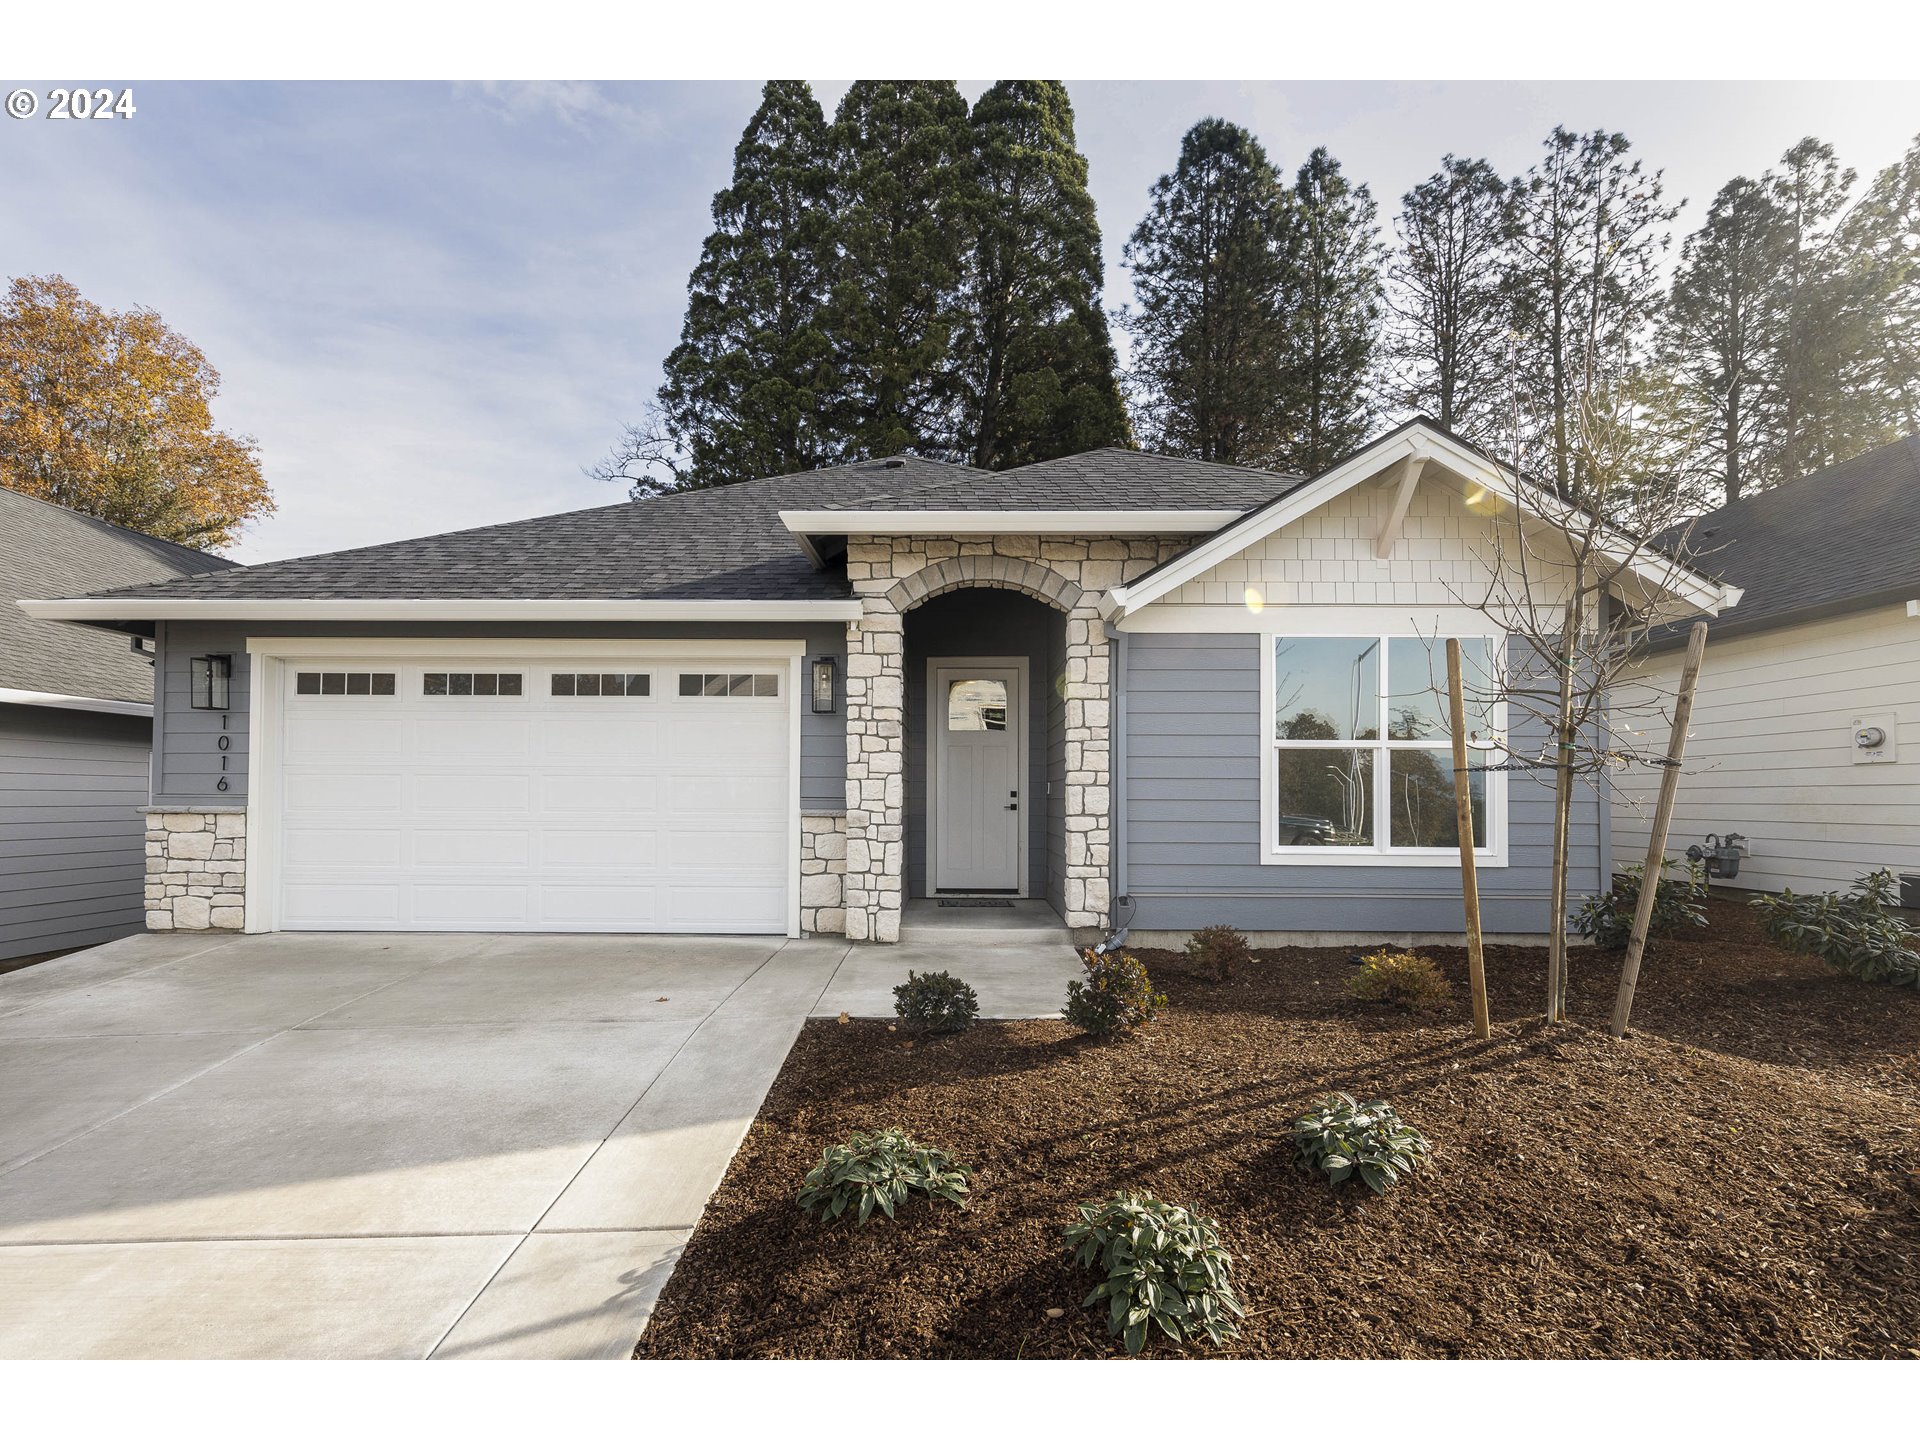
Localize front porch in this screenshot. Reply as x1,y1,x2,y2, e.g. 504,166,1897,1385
836,534,1183,944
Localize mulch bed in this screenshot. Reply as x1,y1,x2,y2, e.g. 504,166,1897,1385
634,895,1920,1359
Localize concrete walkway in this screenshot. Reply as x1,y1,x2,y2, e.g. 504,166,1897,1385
0,919,1082,1360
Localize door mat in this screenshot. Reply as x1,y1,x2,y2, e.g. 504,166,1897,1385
937,898,1015,908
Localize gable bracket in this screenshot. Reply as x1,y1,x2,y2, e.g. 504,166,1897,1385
1373,455,1427,560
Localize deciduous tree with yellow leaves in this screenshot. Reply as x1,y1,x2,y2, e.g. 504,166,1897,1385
0,274,271,549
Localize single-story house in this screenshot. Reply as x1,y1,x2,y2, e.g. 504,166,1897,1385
20,419,1736,947
1613,434,1920,896
0,488,237,961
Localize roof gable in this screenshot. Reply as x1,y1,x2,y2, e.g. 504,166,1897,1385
1111,419,1739,620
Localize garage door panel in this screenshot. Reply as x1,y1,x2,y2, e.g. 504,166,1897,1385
538,885,659,925
540,774,659,813
669,830,787,872
536,717,660,764
411,884,531,924
414,717,534,761
283,884,402,926
668,883,784,929
411,829,533,867
414,773,532,813
276,654,791,934
285,772,404,812
538,829,661,868
286,715,406,760
283,828,405,869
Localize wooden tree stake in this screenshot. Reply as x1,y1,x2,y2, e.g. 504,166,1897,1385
1609,621,1709,1039
1447,639,1491,1040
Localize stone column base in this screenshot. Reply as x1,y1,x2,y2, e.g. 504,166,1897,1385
800,811,847,935
143,809,246,931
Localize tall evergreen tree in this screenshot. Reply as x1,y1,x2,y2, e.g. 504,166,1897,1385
1504,127,1676,497
1281,147,1383,472
954,81,1129,470
821,81,973,459
1386,156,1510,440
641,81,836,492
1769,138,1860,482
1841,134,1920,441
1120,118,1297,468
1652,176,1790,504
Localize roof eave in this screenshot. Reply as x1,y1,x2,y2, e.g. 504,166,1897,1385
17,597,866,624
779,508,1245,537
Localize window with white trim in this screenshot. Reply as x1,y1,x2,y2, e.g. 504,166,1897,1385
1265,634,1504,863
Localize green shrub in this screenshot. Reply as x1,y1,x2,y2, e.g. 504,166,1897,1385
1063,1192,1244,1354
892,969,979,1032
1574,860,1709,951
796,1127,970,1225
1751,869,1920,987
1292,1092,1432,1195
1347,948,1453,1012
1184,923,1252,983
1063,948,1167,1035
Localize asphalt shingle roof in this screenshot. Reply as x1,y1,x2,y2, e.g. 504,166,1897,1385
66,450,1297,606
74,457,982,604
1661,435,1920,644
816,447,1303,512
1,488,238,703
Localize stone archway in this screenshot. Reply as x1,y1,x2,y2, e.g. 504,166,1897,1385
884,555,1085,616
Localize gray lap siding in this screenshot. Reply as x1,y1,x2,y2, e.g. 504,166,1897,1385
152,620,848,809
1121,631,1602,936
0,702,153,960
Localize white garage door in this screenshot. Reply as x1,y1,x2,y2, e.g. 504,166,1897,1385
272,656,793,933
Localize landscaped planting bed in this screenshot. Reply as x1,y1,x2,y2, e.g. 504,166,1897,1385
634,897,1920,1359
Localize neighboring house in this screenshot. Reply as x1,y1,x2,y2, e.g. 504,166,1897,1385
1613,435,1920,896
0,489,237,961
21,419,1733,947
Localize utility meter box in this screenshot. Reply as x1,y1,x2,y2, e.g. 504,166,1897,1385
1851,714,1897,764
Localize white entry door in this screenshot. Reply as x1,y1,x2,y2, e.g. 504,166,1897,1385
931,661,1023,892
270,655,793,933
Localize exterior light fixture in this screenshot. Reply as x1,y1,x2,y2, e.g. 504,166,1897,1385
811,656,837,714
190,654,233,711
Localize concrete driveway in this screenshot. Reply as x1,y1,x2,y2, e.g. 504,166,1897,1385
0,918,1081,1359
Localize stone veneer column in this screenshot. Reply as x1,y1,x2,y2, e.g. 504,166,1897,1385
841,592,906,943
144,809,246,930
1061,598,1111,932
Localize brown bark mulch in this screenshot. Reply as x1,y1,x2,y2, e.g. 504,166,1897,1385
634,897,1920,1359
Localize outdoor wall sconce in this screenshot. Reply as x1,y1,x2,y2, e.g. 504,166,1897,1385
190,654,233,711
811,656,837,714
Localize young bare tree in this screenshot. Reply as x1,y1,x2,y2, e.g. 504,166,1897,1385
1452,382,1717,1022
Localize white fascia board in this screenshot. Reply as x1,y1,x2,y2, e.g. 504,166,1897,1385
17,598,865,623
0,686,153,717
778,509,1243,535
1109,426,1738,618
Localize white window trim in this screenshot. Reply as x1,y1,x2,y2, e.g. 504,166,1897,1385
1258,623,1510,869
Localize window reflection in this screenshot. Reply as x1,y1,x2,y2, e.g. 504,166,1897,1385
947,679,1009,732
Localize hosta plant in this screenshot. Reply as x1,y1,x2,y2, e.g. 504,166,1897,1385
1574,859,1709,952
1063,948,1167,1035
1185,923,1252,983
1751,870,1920,987
892,969,980,1032
1347,948,1453,1012
796,1128,970,1225
1292,1092,1431,1195
1063,1192,1244,1355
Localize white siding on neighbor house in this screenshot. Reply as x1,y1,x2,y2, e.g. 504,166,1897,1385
1612,602,1920,894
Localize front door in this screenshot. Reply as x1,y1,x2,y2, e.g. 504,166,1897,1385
932,661,1023,892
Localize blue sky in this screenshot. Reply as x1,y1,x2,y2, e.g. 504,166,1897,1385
3,79,1914,562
